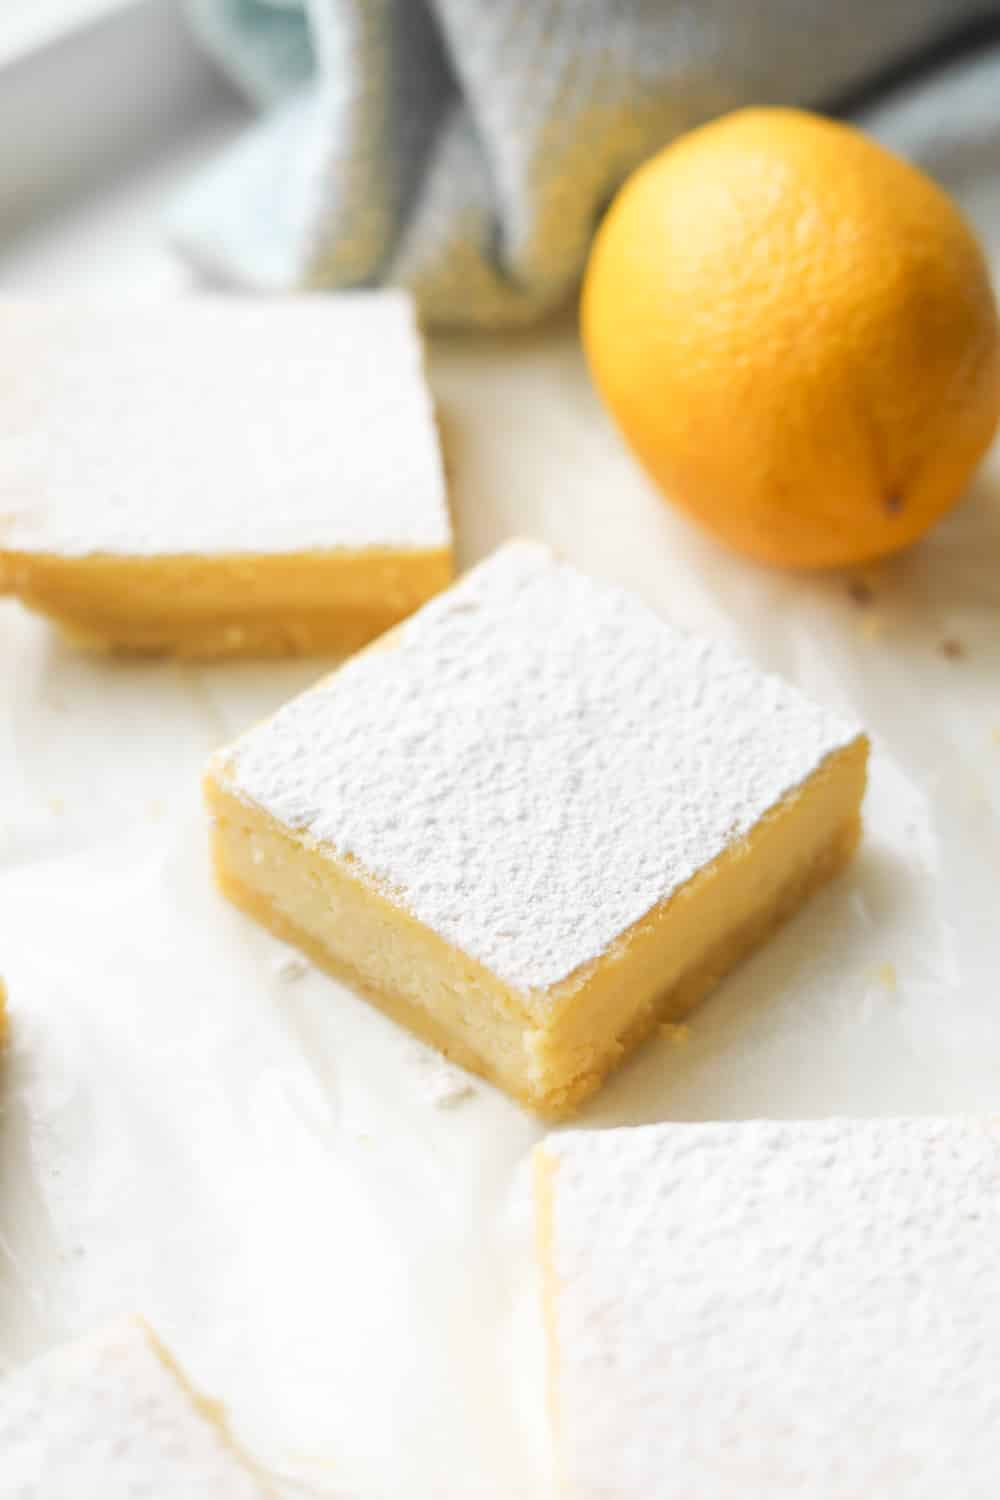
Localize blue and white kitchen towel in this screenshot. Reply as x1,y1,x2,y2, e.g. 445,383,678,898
174,1,1000,326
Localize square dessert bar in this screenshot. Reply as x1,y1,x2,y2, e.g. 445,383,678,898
0,294,451,656
535,1119,1000,1498
0,1320,272,1498
205,541,867,1115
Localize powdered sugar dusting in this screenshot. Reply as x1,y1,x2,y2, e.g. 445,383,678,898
0,1320,271,1499
0,294,450,557
542,1119,1000,1499
225,542,861,993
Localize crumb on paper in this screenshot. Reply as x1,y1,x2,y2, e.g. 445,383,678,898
871,961,897,993
147,799,164,820
659,1022,691,1046
938,637,965,660
846,578,873,607
410,1046,477,1108
992,728,1000,747
48,796,64,815
273,952,311,982
425,1063,477,1109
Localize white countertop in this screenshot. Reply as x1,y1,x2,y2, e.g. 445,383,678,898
1,103,999,1499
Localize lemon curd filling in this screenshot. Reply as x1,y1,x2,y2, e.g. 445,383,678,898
1,549,452,658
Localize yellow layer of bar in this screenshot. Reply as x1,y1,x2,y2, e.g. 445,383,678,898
205,734,867,1117
0,547,452,658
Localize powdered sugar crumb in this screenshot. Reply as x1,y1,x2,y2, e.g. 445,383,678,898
227,542,862,993
408,1046,478,1108
272,953,311,983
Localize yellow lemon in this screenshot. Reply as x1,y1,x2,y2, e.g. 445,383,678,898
582,108,1000,568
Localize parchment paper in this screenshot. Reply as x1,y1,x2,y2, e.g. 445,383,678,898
1,127,999,1500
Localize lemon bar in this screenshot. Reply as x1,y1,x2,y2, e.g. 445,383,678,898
535,1119,1000,1497
206,541,867,1115
0,1319,272,1498
0,295,451,656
